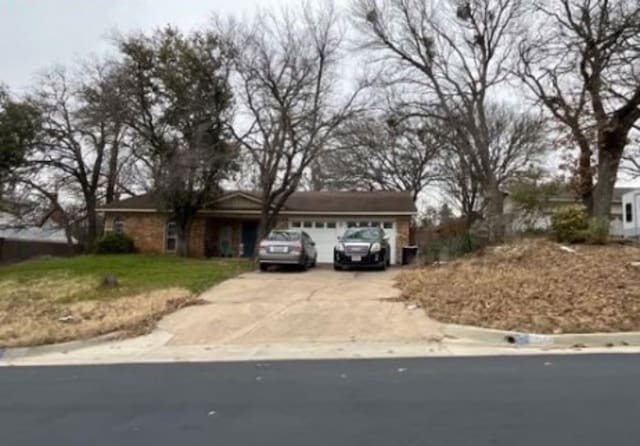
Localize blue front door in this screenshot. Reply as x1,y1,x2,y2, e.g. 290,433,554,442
241,222,259,257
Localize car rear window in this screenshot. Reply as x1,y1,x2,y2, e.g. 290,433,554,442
267,231,301,241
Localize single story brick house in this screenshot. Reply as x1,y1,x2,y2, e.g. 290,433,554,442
99,191,416,265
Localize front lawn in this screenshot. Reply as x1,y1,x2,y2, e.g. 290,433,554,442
0,255,252,348
398,239,640,334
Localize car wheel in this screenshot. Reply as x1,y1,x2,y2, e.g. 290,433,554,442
300,257,310,272
312,255,317,268
333,264,342,271
259,263,269,272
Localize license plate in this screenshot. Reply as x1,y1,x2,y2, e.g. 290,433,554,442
351,255,362,262
271,246,288,253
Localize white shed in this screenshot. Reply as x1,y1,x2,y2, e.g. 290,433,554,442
622,189,640,238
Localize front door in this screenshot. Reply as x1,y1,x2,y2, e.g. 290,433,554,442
242,222,259,257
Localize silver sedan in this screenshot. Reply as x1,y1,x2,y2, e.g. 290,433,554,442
258,230,317,271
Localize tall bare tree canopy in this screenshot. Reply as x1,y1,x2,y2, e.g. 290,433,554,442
228,2,365,240
116,27,237,256
518,0,640,219
351,0,547,239
322,111,441,202
22,64,128,247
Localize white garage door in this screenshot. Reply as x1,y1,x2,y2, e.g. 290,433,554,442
290,219,398,264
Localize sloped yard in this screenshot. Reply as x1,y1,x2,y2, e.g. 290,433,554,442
398,239,640,334
0,255,252,348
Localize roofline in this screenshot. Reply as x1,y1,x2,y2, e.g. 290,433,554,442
97,208,161,213
547,197,623,204
212,191,264,206
280,211,416,216
98,208,416,216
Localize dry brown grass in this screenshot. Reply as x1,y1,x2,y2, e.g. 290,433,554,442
0,287,202,348
398,239,640,334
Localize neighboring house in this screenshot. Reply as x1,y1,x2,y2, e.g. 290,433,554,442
504,187,636,237
622,189,640,238
98,191,417,265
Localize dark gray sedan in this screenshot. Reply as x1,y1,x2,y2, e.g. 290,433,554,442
258,230,318,271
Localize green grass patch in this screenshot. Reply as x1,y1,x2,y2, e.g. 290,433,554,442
0,255,253,302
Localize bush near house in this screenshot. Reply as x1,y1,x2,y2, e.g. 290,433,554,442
551,205,590,243
422,233,483,264
93,233,136,254
551,205,610,244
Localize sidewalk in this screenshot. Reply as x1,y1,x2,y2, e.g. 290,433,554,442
3,328,640,367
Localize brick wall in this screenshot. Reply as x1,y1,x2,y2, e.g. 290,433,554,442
395,216,411,264
188,217,206,258
105,212,167,254
105,212,206,256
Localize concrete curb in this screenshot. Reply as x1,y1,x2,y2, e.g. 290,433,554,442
443,323,640,348
0,332,125,361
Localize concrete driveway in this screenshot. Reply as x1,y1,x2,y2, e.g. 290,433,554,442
159,268,442,346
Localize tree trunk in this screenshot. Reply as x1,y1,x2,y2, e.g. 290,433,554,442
576,141,594,214
592,137,624,220
105,137,120,204
85,197,98,250
176,217,193,257
484,180,505,244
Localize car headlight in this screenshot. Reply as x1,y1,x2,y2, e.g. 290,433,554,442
370,242,381,253
335,243,345,252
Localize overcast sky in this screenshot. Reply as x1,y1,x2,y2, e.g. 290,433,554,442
0,0,310,92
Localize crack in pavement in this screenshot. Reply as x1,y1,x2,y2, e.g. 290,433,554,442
217,283,332,344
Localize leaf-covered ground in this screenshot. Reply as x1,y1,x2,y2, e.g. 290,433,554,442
0,255,253,347
398,239,640,334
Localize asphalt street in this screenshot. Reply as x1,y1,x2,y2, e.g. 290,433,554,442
2,354,640,445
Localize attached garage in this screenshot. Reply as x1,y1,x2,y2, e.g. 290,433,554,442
289,220,398,264
280,191,416,265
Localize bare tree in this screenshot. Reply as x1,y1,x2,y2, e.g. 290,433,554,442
229,2,366,240
322,111,441,202
439,103,548,223
352,0,536,241
25,63,127,247
518,0,640,219
439,145,481,223
115,26,237,256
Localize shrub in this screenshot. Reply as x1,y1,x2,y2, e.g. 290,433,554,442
551,205,589,243
421,233,482,264
93,233,136,254
582,217,610,245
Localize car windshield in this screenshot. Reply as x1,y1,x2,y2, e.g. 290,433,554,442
342,228,381,241
267,231,301,242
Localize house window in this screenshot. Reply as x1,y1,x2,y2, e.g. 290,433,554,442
370,221,381,228
166,222,178,252
626,203,633,223
303,221,313,228
291,221,302,228
384,222,394,229
347,222,357,228
113,217,125,234
315,222,325,229
327,222,337,229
